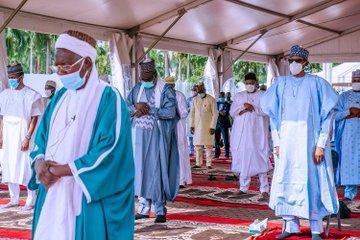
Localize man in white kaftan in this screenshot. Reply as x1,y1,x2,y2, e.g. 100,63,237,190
230,73,271,200
165,76,192,186
190,82,218,168
261,45,339,240
0,63,42,210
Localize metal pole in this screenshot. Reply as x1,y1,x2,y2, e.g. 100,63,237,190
222,29,267,75
0,0,29,34
136,8,186,64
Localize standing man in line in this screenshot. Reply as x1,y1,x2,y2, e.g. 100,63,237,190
165,76,192,187
214,91,231,158
334,69,360,202
43,80,57,107
261,45,339,240
0,63,43,211
190,82,218,169
230,73,271,200
29,30,134,239
128,59,179,223
186,85,198,156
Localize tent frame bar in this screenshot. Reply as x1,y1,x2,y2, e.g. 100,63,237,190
223,0,346,46
129,0,214,32
221,29,267,75
0,0,29,34
136,8,186,64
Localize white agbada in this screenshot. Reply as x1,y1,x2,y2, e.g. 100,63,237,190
34,34,106,240
230,90,272,177
176,90,192,185
0,86,42,185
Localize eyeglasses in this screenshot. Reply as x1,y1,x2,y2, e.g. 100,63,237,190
288,58,303,64
51,58,84,73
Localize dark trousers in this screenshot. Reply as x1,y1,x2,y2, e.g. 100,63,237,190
214,126,230,157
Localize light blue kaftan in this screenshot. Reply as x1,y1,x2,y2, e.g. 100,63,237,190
334,90,360,199
29,86,134,240
127,82,179,205
261,74,339,221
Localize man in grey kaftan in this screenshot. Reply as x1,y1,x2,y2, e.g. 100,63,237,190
128,59,179,223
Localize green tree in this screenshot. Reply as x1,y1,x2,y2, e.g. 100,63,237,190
232,61,267,84
96,42,111,76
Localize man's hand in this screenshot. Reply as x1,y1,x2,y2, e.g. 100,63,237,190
349,107,360,118
219,111,226,116
273,146,280,158
209,128,215,135
314,147,324,165
135,102,150,115
20,138,30,152
49,164,72,177
244,103,255,112
35,159,60,189
190,127,195,134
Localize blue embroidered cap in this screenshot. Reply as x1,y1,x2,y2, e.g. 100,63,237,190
353,69,360,78
289,45,309,60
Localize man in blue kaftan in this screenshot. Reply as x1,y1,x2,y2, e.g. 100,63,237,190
29,31,134,240
128,59,179,223
334,69,360,201
261,45,339,240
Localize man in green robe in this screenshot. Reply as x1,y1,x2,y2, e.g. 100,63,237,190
29,30,134,240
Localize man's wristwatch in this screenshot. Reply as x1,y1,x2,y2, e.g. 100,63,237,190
25,134,31,140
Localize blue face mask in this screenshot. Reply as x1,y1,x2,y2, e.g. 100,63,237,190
142,81,154,89
8,78,19,89
58,63,87,90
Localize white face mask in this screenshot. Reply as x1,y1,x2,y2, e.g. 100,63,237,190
352,82,360,91
45,89,53,97
199,93,206,98
245,84,255,93
289,61,303,76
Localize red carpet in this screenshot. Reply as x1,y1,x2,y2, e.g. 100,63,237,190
252,226,360,239
0,228,30,239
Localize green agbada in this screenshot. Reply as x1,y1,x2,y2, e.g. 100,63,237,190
29,86,134,239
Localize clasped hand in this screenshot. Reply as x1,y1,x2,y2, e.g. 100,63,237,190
348,107,360,119
244,103,255,112
134,102,150,118
35,159,71,189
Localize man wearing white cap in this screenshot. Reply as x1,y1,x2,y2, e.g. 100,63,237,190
29,30,134,239
261,45,339,240
334,69,360,202
190,82,218,169
0,63,43,211
165,76,192,187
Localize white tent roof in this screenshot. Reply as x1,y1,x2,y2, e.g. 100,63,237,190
0,0,359,62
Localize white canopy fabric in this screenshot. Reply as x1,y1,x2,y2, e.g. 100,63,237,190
0,0,358,63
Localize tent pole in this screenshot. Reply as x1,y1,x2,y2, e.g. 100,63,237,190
0,0,29,34
221,29,267,75
136,8,186,64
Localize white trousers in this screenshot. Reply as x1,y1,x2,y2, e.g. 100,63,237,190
195,145,212,167
239,173,269,193
8,183,36,206
283,215,323,234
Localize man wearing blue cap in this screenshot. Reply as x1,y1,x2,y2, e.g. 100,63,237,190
260,45,339,239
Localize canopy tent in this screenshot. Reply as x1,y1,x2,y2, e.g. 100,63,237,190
0,0,359,95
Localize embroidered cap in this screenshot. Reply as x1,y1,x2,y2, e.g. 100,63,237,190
289,45,309,60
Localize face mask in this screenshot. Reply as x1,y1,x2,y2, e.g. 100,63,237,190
199,93,206,98
142,81,154,89
8,78,19,89
58,61,88,90
245,84,255,93
289,61,303,76
45,90,53,97
353,82,360,91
